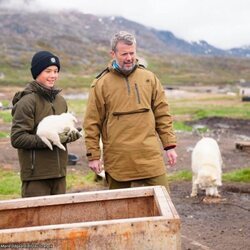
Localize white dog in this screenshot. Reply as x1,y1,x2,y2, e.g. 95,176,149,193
37,113,79,151
191,137,222,197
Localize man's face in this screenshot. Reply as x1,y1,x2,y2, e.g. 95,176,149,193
36,65,59,89
111,41,136,72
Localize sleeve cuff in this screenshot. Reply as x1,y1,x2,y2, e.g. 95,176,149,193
164,145,176,151
86,151,101,161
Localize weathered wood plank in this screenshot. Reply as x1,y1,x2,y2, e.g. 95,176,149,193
0,186,181,250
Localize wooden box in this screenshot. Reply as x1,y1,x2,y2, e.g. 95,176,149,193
0,186,181,250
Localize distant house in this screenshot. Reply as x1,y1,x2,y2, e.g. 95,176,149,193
239,82,250,101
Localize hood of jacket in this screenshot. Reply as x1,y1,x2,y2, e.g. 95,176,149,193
12,81,61,107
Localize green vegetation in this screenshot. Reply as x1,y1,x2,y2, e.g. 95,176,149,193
66,170,96,191
0,167,249,199
0,82,249,199
223,168,250,183
67,99,88,116
0,169,98,200
170,95,250,120
167,168,250,183
168,170,192,182
144,53,250,85
173,121,192,132
58,75,94,89
0,131,9,138
2,52,250,87
0,169,21,199
0,110,12,123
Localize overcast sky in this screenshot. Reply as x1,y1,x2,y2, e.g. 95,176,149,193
2,0,250,49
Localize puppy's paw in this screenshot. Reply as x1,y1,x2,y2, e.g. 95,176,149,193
190,192,197,197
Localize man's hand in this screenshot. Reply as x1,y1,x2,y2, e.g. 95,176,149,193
88,159,103,174
165,149,177,167
59,127,82,144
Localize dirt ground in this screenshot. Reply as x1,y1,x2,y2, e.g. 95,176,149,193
0,88,249,250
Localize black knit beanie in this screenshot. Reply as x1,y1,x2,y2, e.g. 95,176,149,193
30,51,60,79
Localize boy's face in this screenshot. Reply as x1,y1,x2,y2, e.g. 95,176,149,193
36,65,59,89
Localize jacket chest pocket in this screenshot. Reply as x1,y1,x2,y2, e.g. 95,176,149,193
133,82,152,106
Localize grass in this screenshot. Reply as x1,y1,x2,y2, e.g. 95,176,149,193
173,121,192,132
0,169,21,199
0,110,12,123
170,95,250,120
66,170,97,191
144,53,250,86
1,168,248,199
168,170,192,182
167,168,250,183
0,169,98,200
0,131,9,138
66,99,88,116
3,51,250,87
58,75,94,89
0,87,249,198
223,168,250,183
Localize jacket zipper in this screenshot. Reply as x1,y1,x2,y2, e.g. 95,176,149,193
56,148,62,177
125,78,130,95
52,103,55,114
31,150,35,172
135,83,141,104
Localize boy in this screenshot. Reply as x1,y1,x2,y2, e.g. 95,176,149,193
11,51,81,197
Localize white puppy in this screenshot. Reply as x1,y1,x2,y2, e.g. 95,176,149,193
191,137,222,197
37,113,78,151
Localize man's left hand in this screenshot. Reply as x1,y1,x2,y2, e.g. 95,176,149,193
165,149,177,167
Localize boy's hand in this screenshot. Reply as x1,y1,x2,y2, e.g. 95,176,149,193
67,129,82,143
59,127,70,144
59,127,82,144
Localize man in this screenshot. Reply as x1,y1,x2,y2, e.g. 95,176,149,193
11,51,81,197
84,31,177,190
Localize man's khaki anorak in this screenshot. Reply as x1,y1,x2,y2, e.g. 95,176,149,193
84,62,176,181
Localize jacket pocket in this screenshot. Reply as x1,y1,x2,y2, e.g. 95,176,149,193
113,108,150,118
105,108,155,148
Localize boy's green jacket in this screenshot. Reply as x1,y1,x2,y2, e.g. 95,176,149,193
11,81,68,181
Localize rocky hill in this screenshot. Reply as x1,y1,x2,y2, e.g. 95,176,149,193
1,8,250,62
1,7,250,86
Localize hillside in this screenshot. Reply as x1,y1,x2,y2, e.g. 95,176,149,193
1,8,250,87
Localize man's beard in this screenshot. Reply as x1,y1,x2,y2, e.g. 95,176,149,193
119,62,136,75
